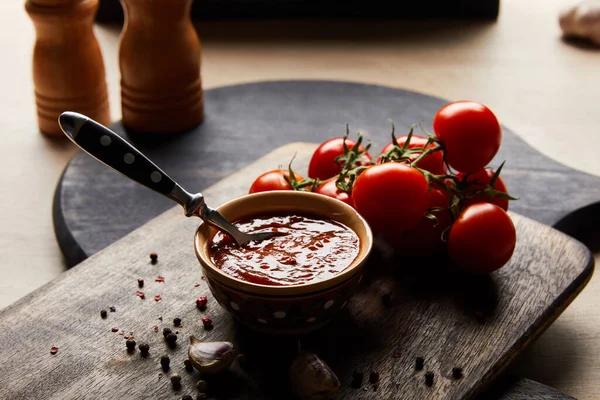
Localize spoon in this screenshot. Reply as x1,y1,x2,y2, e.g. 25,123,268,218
58,111,281,246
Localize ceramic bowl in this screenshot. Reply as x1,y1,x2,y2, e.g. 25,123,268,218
194,190,373,335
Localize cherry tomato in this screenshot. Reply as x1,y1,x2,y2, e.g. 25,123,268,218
380,135,446,175
308,137,372,180
249,169,303,194
433,101,502,173
458,169,509,211
386,186,451,253
314,178,353,207
448,203,516,274
352,163,429,234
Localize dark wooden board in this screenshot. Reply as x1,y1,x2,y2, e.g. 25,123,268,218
481,376,576,400
3,144,593,400
53,80,600,268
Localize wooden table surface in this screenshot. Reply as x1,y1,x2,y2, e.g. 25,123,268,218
0,0,598,398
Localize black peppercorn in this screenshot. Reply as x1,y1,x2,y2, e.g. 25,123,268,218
196,380,208,392
196,394,208,400
100,309,108,319
109,306,116,312
369,370,379,384
182,395,193,400
425,371,434,386
173,318,182,327
170,373,182,390
415,357,425,371
137,278,144,288
165,332,178,348
163,327,172,338
125,338,136,353
452,367,463,379
351,370,363,388
184,359,194,372
150,252,158,263
139,343,150,357
161,355,170,371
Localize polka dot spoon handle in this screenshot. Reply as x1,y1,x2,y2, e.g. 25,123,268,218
58,111,281,246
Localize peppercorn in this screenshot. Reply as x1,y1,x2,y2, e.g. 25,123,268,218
139,343,150,357
163,327,172,338
196,380,208,392
369,370,379,384
452,367,463,379
184,359,194,372
173,317,182,327
100,309,108,319
196,394,208,400
161,355,170,371
170,373,182,390
138,278,144,288
425,371,434,386
196,296,208,310
166,332,178,348
109,306,116,312
415,357,425,371
150,252,158,263
351,370,363,388
126,338,136,353
111,327,119,332
182,395,193,400
201,317,213,329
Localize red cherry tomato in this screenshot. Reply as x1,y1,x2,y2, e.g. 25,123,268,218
458,169,509,211
448,203,516,274
249,169,303,194
308,137,372,180
433,101,502,173
386,186,451,253
314,178,353,207
380,135,446,175
352,163,429,234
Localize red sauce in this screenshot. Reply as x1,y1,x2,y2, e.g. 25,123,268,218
209,213,360,286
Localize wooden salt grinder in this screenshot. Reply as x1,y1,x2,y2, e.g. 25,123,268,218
25,0,110,138
119,0,204,134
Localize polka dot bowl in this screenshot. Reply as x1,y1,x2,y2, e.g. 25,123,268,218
194,190,373,335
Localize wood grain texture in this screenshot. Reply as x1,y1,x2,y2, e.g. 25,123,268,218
52,81,600,268
2,144,593,400
481,377,577,400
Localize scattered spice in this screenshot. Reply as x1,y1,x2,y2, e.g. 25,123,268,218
197,394,208,400
173,318,182,327
237,353,246,365
50,346,59,355
163,328,173,337
119,330,125,336
166,332,178,348
381,293,392,307
126,338,137,353
196,380,208,392
100,309,108,319
392,352,402,358
201,276,206,280
109,306,116,312
196,296,208,310
369,370,379,384
154,295,162,302
425,371,434,386
111,327,119,332
155,276,165,283
452,367,463,379
136,291,145,299
158,316,163,321
160,355,170,371
184,359,194,372
182,395,193,400
153,325,159,332
475,311,486,324
138,278,144,288
124,335,130,339
351,371,363,388
201,317,213,329
415,357,425,371
139,343,150,357
170,373,182,390
150,252,158,264
194,283,200,287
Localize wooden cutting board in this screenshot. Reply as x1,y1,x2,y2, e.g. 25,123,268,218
1,143,592,400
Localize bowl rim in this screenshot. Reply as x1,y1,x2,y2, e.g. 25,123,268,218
194,191,373,296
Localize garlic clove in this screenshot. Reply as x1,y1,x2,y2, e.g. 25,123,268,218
289,350,340,400
188,336,236,374
559,0,600,46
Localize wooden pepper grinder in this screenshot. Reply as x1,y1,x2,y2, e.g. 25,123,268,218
119,0,204,134
25,0,110,138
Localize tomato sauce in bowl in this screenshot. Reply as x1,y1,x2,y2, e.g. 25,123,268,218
208,213,360,286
